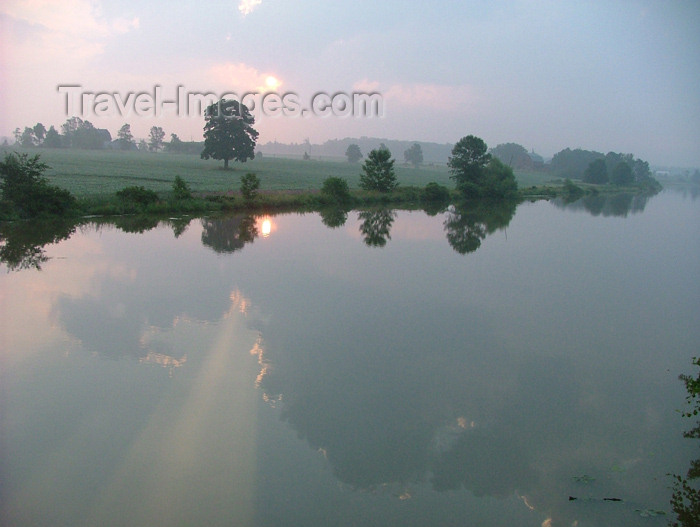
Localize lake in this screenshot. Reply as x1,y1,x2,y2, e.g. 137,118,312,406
1,189,699,526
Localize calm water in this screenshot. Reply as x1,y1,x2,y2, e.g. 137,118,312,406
1,190,699,526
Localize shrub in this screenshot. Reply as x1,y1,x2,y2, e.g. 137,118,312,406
0,152,77,218
321,176,351,203
422,182,450,202
116,185,159,206
172,176,192,200
240,173,260,201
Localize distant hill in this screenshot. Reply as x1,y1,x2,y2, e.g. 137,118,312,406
258,137,454,165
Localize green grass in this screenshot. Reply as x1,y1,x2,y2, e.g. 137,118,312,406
1,147,457,198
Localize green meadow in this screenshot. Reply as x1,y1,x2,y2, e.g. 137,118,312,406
1,147,556,199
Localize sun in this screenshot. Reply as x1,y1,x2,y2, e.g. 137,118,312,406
264,76,280,91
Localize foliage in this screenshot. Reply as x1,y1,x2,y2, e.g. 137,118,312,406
670,357,700,527
33,123,46,144
550,148,604,179
422,182,450,202
43,126,62,148
240,172,260,200
116,185,159,206
321,176,351,203
562,178,585,201
345,143,363,163
148,126,166,152
583,158,609,184
359,209,396,247
404,143,423,167
444,199,517,254
480,158,518,198
448,135,491,197
360,147,397,192
448,136,517,198
201,99,259,169
489,143,534,170
319,206,349,228
0,218,76,271
117,124,135,151
20,127,36,147
0,152,77,218
172,176,192,200
610,161,634,185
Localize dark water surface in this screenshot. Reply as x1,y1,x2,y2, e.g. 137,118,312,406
1,190,699,526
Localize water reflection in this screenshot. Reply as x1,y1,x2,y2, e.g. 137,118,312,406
0,219,76,271
443,199,517,254
201,215,258,253
2,195,696,527
552,193,652,217
358,209,396,247
319,206,350,229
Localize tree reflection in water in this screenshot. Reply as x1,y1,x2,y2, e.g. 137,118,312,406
0,219,76,271
443,199,517,254
201,215,258,253
358,209,396,247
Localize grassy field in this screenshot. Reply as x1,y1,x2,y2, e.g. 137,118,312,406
1,146,557,198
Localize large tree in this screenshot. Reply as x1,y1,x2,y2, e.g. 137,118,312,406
448,135,517,198
359,147,397,192
201,99,258,169
447,135,491,197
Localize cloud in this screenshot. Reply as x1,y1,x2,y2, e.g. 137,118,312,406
1,0,138,39
353,80,480,112
208,62,281,93
238,0,262,16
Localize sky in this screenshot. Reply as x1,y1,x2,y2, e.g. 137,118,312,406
1,0,699,167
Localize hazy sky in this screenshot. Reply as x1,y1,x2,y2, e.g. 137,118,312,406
1,0,699,166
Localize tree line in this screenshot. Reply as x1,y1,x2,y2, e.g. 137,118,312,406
10,118,201,154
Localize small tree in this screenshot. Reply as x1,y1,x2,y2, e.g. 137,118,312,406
148,126,165,152
117,124,135,151
404,143,423,167
201,99,258,169
33,123,46,145
345,143,362,163
360,147,397,192
240,172,260,201
172,176,192,200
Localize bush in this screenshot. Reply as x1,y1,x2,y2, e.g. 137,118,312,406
116,186,159,206
321,176,351,203
172,176,192,200
240,173,260,201
422,182,450,202
0,152,77,218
